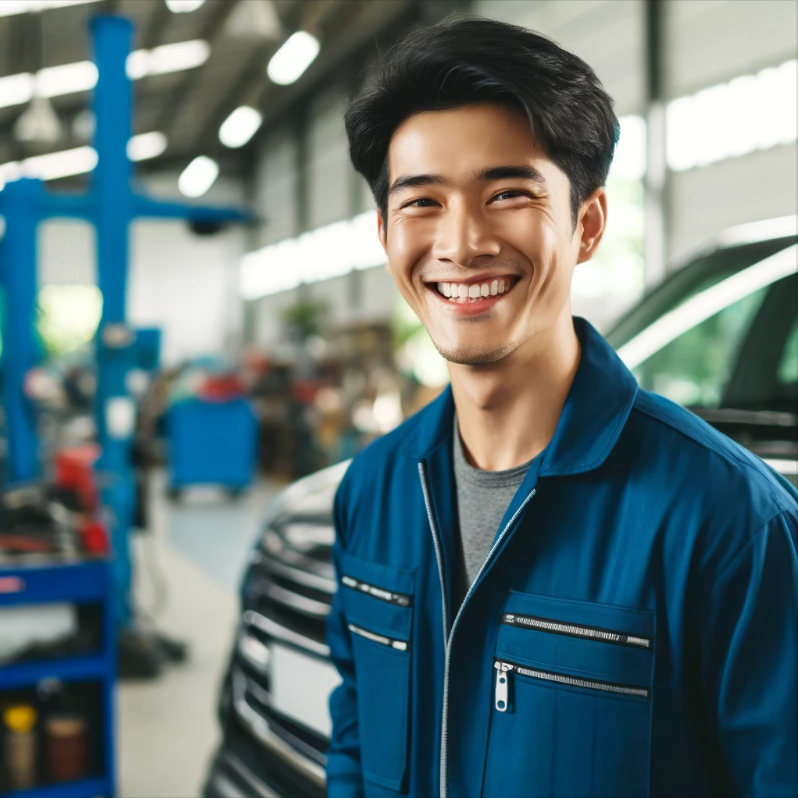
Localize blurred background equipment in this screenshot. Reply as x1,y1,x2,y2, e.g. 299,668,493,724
0,0,794,796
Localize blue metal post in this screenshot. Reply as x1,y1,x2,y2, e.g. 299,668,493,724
0,179,43,484
0,12,250,632
90,15,136,628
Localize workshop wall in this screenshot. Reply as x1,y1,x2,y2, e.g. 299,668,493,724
36,174,247,365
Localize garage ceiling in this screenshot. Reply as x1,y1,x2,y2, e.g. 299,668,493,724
0,0,436,179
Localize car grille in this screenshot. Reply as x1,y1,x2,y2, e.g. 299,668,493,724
229,513,337,796
244,517,336,649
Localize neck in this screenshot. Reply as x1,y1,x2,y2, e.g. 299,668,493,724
449,312,581,471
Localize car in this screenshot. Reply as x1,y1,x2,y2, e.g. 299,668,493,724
203,216,797,798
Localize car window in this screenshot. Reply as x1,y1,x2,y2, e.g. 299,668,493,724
606,236,797,349
633,286,769,407
778,317,798,386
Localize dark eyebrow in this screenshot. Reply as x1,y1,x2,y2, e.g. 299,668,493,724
389,173,449,196
475,165,547,185
389,165,547,197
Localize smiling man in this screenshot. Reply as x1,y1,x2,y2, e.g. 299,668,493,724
325,17,798,798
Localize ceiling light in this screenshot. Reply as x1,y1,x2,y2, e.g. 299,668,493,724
267,31,320,86
165,0,205,11
219,106,262,148
0,73,35,109
126,40,210,79
21,146,98,181
127,131,168,162
36,60,98,98
15,95,63,143
178,156,219,198
225,0,282,40
1,42,209,110
0,0,100,17
0,162,23,190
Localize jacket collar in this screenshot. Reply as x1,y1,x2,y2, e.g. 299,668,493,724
401,317,638,477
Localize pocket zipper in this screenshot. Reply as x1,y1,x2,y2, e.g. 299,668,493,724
494,658,649,711
501,612,651,650
342,575,413,608
348,623,410,652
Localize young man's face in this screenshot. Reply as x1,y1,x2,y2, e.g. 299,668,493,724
378,103,605,366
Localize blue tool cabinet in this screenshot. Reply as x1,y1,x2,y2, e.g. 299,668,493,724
0,560,116,797
166,398,258,494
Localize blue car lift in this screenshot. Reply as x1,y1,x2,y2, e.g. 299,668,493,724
0,15,249,636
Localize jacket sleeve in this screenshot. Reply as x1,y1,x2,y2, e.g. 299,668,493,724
700,508,798,797
326,475,364,797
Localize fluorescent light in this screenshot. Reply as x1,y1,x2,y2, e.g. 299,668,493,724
763,458,798,476
127,131,168,162
617,245,797,369
36,60,98,98
267,31,320,86
165,0,205,11
219,106,262,148
0,73,35,109
0,0,100,17
0,42,209,110
0,162,23,190
127,40,211,79
21,146,98,181
0,132,165,187
178,156,219,198
240,210,386,300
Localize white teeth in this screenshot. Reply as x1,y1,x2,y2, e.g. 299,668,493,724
437,278,513,301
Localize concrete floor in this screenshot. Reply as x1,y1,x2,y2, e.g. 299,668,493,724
118,474,283,798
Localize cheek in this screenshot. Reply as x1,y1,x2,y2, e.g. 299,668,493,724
387,222,431,286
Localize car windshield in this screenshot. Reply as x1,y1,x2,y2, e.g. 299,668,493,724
605,235,796,348
606,235,797,412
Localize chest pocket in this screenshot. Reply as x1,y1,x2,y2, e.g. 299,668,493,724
484,591,654,798
340,552,416,794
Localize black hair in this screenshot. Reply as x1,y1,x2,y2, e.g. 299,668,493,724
345,17,620,227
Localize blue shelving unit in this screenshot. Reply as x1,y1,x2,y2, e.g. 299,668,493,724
0,560,116,797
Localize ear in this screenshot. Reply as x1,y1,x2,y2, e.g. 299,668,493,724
377,209,391,275
576,188,608,265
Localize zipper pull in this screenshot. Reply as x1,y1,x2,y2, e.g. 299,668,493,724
494,661,512,712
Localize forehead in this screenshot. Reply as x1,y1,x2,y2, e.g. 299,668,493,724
388,103,550,179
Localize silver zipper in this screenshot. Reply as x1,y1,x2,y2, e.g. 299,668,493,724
494,662,512,711
347,623,409,652
419,461,536,798
501,612,651,649
494,658,650,703
342,575,412,607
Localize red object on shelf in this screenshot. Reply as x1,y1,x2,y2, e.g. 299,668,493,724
54,445,100,513
79,520,109,555
197,375,246,402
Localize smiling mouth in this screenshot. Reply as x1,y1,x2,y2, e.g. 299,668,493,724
430,276,519,303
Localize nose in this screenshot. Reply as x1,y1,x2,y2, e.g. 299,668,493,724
431,198,501,266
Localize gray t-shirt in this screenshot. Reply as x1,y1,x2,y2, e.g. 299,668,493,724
453,416,534,594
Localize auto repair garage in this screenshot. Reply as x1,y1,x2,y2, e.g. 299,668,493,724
0,1,795,796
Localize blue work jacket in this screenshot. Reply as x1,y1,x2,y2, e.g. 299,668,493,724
326,318,798,798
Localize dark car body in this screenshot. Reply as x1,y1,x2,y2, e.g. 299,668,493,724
204,217,797,798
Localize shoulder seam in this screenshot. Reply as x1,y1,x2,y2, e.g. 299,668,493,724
708,509,796,597
632,397,770,480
